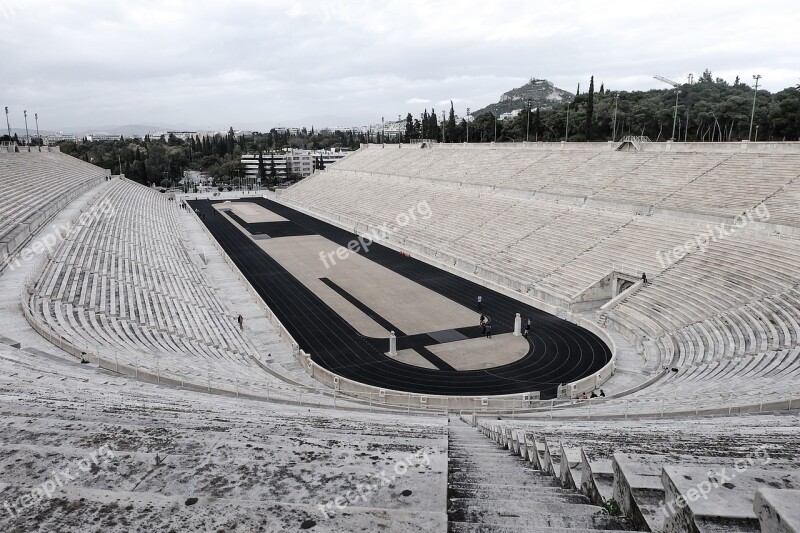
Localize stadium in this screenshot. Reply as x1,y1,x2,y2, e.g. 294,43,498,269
0,137,798,532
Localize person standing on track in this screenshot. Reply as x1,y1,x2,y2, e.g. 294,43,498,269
486,324,492,339
524,318,531,338
477,295,482,310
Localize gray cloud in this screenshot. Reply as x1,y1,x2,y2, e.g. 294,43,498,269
1,0,797,131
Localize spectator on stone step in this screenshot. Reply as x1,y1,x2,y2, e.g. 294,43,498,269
599,389,606,397
237,314,244,330
642,272,648,284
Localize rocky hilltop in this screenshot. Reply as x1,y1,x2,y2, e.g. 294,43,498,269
472,78,574,117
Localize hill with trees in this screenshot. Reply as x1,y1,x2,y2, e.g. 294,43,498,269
471,78,574,117
463,69,800,143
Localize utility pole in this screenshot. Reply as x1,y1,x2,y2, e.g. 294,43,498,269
612,93,619,142
4,106,10,139
565,102,570,141
526,99,531,142
34,113,40,146
23,110,30,146
398,114,401,145
494,113,497,143
466,108,470,143
749,74,762,141
441,110,446,143
381,116,385,144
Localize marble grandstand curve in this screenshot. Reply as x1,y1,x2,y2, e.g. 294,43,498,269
276,141,800,412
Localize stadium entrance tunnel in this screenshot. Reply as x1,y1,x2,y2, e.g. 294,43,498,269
188,198,613,400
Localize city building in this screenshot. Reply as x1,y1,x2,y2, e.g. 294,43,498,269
241,148,352,182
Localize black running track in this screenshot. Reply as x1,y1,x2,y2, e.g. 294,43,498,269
189,198,612,399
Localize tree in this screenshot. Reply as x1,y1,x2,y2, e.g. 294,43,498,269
269,152,277,186
144,143,170,184
257,151,266,184
447,101,457,142
586,76,595,139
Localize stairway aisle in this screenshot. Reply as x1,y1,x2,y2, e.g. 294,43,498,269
447,418,638,532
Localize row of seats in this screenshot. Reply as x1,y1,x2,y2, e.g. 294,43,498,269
0,150,107,269
328,145,800,226
26,179,292,394
472,414,800,532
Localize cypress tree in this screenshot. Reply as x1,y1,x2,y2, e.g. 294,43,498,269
257,151,266,183
586,76,595,140
269,153,277,186
447,101,457,142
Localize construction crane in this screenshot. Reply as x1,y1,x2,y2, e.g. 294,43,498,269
654,75,682,140
654,75,680,87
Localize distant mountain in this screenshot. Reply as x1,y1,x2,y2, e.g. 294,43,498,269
68,124,176,136
472,78,574,117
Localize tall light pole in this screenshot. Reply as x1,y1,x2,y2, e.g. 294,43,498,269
4,106,10,139
441,110,446,143
420,113,424,140
565,102,571,141
466,107,470,143
23,110,30,147
612,93,619,141
494,113,497,143
526,99,531,142
398,114,401,145
749,74,762,141
34,112,40,146
671,89,681,141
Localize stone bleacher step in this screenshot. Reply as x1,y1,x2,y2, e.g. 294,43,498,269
452,500,613,519
448,492,588,505
450,470,563,487
0,482,443,532
448,511,631,531
448,522,641,533
448,420,634,532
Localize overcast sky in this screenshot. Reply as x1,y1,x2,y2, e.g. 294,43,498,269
1,0,798,132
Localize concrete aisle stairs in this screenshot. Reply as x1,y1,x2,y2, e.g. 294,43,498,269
447,418,641,532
